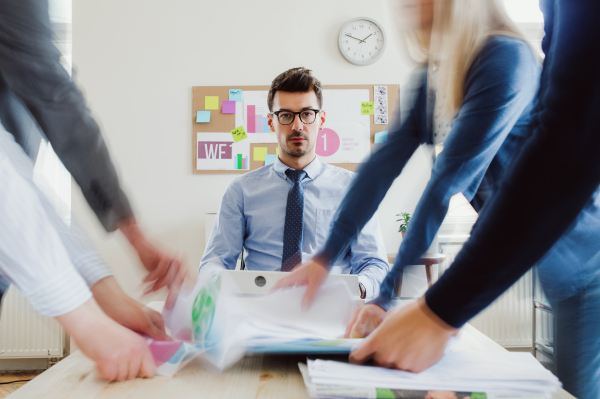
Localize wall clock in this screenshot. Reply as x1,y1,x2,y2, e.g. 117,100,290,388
338,17,387,66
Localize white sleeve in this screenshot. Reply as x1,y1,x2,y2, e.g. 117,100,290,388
0,131,92,317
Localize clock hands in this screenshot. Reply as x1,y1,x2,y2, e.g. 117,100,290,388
345,33,374,44
345,33,363,42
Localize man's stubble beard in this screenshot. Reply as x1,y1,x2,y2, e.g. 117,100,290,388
282,131,315,158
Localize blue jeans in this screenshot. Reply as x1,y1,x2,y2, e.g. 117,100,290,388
548,267,600,399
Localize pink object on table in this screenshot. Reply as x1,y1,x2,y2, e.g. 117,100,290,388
148,340,183,367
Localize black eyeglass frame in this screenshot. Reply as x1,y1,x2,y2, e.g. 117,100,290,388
270,109,321,125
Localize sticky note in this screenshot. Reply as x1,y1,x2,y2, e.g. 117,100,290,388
231,126,247,143
276,147,279,155
265,154,277,165
374,130,388,144
253,147,268,162
222,101,236,114
361,102,375,115
229,89,243,102
196,111,211,123
205,96,219,110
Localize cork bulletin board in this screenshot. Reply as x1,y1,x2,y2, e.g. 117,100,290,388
192,84,399,174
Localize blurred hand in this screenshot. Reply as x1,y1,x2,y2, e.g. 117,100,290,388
271,258,329,310
92,276,170,340
118,218,193,309
344,304,387,338
349,297,457,372
57,299,157,381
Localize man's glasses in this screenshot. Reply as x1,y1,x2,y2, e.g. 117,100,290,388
270,109,320,125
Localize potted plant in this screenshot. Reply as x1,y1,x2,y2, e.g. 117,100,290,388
396,212,411,239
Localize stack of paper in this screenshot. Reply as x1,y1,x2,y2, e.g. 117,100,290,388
305,351,561,397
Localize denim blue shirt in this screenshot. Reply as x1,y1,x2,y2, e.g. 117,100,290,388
313,35,541,309
200,156,389,299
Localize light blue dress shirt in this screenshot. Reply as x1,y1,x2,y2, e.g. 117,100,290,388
200,156,389,298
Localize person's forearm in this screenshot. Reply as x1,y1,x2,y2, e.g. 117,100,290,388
117,217,144,247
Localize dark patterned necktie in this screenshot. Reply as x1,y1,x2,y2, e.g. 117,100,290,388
281,169,307,271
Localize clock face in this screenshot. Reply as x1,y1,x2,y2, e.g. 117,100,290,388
338,17,386,66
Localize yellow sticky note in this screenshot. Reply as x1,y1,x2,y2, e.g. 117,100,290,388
361,102,375,115
205,96,219,110
276,147,279,155
253,147,268,162
231,126,247,143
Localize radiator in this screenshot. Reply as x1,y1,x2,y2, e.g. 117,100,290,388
440,244,533,347
0,141,68,361
0,286,65,359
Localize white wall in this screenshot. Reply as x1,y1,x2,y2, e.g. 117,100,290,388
71,0,433,301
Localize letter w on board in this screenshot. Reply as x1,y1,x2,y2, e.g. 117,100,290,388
198,142,233,159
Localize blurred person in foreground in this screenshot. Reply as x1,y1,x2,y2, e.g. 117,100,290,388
277,0,600,397
276,0,539,333
0,0,190,380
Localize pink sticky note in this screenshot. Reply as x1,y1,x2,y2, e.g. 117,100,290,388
222,101,236,114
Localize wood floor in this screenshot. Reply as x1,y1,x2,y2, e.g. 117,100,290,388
0,371,42,397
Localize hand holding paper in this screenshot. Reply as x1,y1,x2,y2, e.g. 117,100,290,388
271,258,330,310
344,304,387,338
350,297,458,372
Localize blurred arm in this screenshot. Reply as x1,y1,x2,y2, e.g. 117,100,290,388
0,0,132,232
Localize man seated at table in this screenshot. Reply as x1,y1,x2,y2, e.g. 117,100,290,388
200,67,389,299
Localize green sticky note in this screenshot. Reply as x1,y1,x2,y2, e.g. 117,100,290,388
230,126,247,143
205,96,219,110
253,147,268,161
361,102,375,115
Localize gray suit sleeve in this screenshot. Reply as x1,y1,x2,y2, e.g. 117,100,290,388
0,0,133,232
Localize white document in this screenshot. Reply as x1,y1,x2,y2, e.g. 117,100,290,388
317,89,371,164
240,281,358,341
307,351,561,395
242,91,271,133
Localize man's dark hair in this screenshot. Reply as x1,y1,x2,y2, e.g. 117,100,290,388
267,67,323,112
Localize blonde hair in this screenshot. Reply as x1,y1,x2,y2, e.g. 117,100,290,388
401,0,536,118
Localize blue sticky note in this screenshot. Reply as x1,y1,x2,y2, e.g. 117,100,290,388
229,89,243,102
262,117,269,133
264,154,277,166
374,130,388,144
196,110,211,123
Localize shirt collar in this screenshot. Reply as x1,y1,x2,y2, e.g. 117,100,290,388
273,155,323,181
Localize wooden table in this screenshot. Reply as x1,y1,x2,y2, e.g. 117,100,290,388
10,318,575,398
